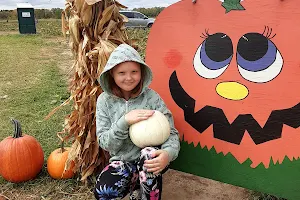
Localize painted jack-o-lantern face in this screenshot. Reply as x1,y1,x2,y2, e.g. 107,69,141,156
146,0,300,168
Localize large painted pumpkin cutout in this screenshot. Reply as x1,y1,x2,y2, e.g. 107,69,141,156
146,0,300,199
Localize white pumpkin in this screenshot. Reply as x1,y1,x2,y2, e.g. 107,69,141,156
129,110,170,148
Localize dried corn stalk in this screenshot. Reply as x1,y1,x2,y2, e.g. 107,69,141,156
47,0,137,181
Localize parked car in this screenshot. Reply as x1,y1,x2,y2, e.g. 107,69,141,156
120,10,155,28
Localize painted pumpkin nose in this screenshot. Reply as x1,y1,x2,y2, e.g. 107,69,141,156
216,82,249,100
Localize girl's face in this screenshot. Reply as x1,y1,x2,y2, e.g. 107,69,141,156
111,61,142,98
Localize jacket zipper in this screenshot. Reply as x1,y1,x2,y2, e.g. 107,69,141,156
121,100,129,162
125,100,129,113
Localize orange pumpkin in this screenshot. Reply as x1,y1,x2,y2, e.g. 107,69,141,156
146,0,300,168
47,143,75,179
0,119,44,183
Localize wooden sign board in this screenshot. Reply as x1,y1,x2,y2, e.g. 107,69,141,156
146,0,300,199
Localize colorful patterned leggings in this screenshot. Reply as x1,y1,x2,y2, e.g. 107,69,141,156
94,147,164,200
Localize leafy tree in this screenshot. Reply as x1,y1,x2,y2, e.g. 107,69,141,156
0,7,160,20
34,9,45,19
132,7,165,17
0,11,10,20
51,8,63,19
44,9,53,19
10,10,17,20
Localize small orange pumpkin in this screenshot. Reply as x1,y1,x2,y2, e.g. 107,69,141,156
0,119,44,183
47,142,75,179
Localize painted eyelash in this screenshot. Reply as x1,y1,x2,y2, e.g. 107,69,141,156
262,26,276,39
200,29,211,39
200,27,276,39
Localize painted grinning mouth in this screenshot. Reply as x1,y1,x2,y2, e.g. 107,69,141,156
169,71,300,145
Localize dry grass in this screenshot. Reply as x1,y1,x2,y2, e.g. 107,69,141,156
0,19,150,200
0,169,95,200
0,34,95,200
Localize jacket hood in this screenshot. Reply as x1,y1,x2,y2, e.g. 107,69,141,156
98,44,153,96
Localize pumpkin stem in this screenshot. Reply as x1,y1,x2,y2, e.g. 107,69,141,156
11,119,22,138
61,141,66,153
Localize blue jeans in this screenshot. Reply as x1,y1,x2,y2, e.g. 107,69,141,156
94,147,164,200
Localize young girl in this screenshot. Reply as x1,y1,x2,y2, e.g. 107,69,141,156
94,44,180,200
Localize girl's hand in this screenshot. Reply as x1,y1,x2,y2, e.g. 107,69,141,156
143,150,169,175
125,109,155,125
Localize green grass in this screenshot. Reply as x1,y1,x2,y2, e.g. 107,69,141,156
0,34,70,155
250,192,287,200
126,28,150,59
0,34,91,199
0,20,18,32
0,19,63,36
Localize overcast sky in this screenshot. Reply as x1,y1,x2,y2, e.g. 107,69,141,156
0,0,180,10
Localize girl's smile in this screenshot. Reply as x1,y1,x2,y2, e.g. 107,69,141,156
112,61,142,99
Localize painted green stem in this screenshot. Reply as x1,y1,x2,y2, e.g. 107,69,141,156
222,0,245,13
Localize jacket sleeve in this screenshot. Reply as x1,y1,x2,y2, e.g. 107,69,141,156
96,94,129,154
152,91,181,162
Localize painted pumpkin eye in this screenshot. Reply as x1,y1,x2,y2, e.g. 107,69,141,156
237,33,283,83
193,33,233,79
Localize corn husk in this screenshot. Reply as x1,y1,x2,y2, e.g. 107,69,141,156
46,0,136,182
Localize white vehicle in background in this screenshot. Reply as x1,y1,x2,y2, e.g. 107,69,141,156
120,10,155,28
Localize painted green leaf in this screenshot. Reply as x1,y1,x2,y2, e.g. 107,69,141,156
170,139,300,200
222,0,245,13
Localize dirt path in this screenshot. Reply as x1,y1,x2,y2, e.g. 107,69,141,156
162,169,251,200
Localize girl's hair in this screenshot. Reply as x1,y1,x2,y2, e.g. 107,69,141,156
108,63,145,98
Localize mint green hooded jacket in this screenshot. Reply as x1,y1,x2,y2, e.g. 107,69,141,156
96,44,180,163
